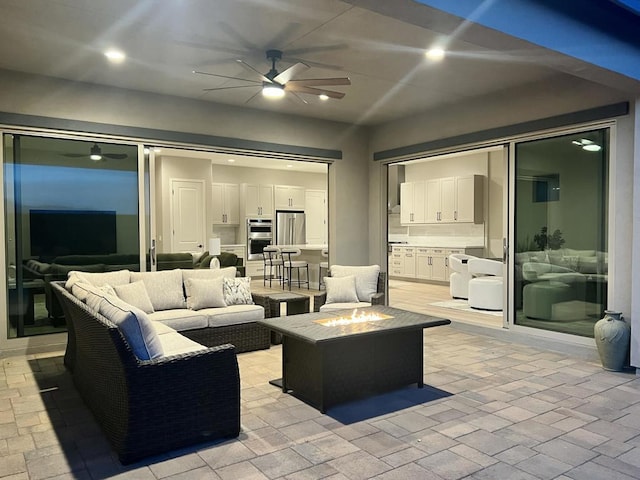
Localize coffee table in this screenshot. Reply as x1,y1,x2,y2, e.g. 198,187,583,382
258,306,450,413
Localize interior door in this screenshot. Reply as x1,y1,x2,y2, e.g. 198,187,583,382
171,179,205,252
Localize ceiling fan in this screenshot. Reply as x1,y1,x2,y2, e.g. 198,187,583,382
61,143,128,161
193,49,351,102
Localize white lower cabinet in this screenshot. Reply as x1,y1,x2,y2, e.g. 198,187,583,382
391,246,484,283
246,260,265,278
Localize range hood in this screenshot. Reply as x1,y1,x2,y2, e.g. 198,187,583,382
388,164,405,214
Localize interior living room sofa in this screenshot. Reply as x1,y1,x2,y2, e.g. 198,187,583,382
24,251,245,322
50,275,247,464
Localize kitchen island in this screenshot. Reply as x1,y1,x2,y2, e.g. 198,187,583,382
246,244,327,289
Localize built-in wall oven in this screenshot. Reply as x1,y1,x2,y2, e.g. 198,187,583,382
247,218,273,260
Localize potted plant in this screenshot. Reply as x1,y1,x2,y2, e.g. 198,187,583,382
533,226,565,251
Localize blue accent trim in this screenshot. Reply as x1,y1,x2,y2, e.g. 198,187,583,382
0,111,342,160
374,102,628,161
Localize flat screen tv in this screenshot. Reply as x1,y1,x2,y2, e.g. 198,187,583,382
30,209,117,260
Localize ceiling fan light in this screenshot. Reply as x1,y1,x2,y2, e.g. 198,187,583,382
262,84,285,99
319,94,329,101
104,49,126,63
90,153,102,161
583,144,602,152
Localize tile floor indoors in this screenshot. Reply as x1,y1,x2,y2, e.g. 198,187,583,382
2,317,640,480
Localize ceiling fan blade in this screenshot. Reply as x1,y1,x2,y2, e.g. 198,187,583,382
104,154,128,160
203,85,260,92
286,77,351,87
193,70,262,84
236,59,271,83
273,62,309,84
288,90,309,105
285,84,346,99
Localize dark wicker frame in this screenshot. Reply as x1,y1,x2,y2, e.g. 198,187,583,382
52,282,271,372
313,271,386,312
51,282,241,464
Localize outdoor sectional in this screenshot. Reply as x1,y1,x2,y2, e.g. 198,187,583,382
49,267,271,463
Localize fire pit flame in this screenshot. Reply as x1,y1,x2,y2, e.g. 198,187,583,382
316,310,393,327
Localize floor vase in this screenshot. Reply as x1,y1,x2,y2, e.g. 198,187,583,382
594,310,630,371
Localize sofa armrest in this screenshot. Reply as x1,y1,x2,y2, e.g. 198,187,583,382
371,292,385,305
313,292,327,312
251,293,270,314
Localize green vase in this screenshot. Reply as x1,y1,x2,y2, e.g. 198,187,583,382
594,310,630,371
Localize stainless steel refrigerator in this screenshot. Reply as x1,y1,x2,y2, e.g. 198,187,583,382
276,211,306,246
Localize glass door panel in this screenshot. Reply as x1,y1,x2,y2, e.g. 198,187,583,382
4,134,139,338
513,129,608,337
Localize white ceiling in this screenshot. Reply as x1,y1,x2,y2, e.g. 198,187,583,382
2,0,630,128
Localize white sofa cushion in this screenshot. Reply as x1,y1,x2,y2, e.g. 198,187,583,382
157,331,206,356
148,309,208,331
223,277,254,305
330,265,380,302
113,280,155,314
182,267,236,283
324,275,359,304
319,302,371,312
184,277,226,310
66,269,131,290
98,295,164,360
130,269,186,311
204,304,264,327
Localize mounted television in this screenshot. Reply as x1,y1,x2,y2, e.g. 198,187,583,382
30,209,117,260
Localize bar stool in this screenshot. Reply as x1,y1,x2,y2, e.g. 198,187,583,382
281,248,309,290
319,247,329,289
262,246,283,288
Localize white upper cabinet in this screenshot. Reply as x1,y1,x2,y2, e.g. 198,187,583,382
425,175,483,224
242,183,274,218
275,185,305,210
211,183,239,225
400,181,425,224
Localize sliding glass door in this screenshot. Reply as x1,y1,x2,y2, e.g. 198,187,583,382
3,134,139,338
512,128,608,337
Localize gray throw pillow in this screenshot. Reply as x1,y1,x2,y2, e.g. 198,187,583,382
324,275,359,304
184,277,227,310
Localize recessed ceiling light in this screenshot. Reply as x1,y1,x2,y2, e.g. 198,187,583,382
287,164,293,168
143,148,150,154
319,94,329,101
425,47,446,61
153,148,162,153
104,49,126,63
227,159,235,163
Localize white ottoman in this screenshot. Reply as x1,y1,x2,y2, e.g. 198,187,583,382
468,276,503,311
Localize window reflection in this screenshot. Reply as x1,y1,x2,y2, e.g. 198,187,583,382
514,129,608,337
4,135,138,338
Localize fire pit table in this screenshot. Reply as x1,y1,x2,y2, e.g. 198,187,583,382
258,306,450,413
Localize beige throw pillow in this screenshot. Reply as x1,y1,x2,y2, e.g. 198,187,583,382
324,275,359,304
330,265,380,302
184,277,227,310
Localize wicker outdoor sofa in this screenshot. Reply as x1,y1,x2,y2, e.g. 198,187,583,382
51,281,245,464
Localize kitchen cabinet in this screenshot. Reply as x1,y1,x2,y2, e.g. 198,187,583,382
416,248,448,281
242,183,274,218
211,183,239,225
390,246,416,277
400,181,425,224
275,185,305,210
425,175,483,224
390,246,485,282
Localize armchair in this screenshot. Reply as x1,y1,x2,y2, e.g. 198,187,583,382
467,258,503,311
314,265,385,312
448,254,478,300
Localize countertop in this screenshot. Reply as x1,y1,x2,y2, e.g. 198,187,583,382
221,244,245,248
273,244,327,251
